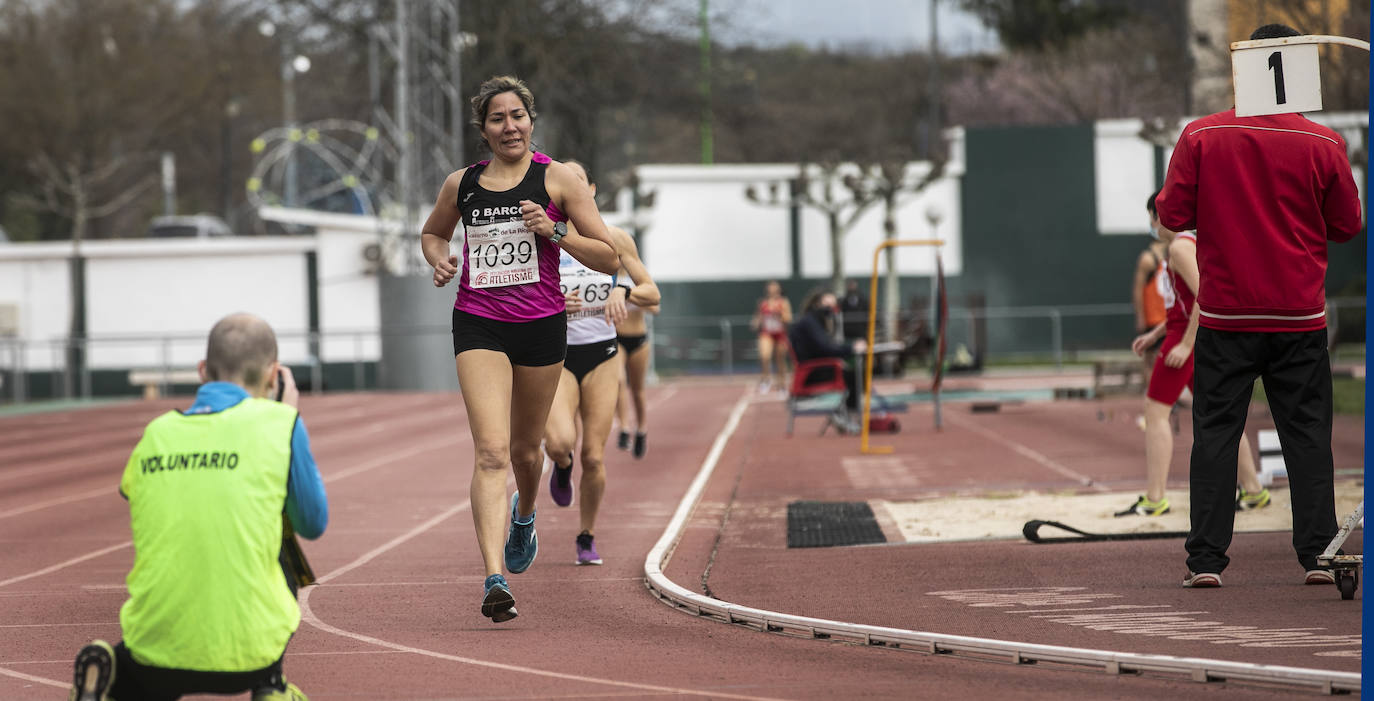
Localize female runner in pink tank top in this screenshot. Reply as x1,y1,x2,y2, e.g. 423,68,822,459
420,75,618,624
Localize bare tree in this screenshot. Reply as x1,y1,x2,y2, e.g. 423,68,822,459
747,161,884,295
947,19,1189,126
871,158,948,340
16,153,160,244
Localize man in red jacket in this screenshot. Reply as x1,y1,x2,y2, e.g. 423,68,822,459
1156,23,1363,589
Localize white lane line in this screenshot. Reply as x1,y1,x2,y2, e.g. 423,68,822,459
299,385,784,701
1,649,411,666
0,427,466,591
0,541,132,589
301,590,784,701
0,623,118,628
313,501,471,586
0,462,103,485
0,486,118,521
642,393,1360,694
0,666,66,689
942,411,1106,490
318,576,644,587
323,433,465,484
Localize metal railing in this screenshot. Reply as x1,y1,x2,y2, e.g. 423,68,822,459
1,298,1365,404
652,296,1367,376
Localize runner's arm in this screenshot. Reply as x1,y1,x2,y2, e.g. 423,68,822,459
609,226,659,308
421,170,465,287
546,162,618,274
1131,250,1151,331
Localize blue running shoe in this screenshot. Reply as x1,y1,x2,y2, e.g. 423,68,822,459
548,453,574,507
504,492,538,573
481,574,518,622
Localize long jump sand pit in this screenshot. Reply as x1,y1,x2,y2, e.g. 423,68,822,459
876,481,1364,543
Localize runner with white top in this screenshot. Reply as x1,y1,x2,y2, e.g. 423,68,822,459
543,160,660,566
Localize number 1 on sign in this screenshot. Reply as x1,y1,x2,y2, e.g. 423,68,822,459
1232,43,1321,116
1267,51,1286,104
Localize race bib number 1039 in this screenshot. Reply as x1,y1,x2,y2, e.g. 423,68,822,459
467,221,538,289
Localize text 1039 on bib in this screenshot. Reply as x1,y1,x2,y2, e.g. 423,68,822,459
467,220,539,289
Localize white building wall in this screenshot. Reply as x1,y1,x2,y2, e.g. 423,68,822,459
0,245,73,370
1094,112,1366,237
0,238,315,371
633,131,966,282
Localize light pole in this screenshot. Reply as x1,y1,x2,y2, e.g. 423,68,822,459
259,19,311,208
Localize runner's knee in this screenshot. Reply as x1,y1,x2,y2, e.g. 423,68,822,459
577,451,605,476
473,443,509,472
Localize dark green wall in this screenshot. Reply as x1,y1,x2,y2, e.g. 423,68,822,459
958,124,1144,355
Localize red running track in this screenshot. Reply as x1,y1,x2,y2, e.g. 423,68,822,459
0,378,1361,699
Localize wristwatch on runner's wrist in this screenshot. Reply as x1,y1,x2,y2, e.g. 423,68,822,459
549,221,567,243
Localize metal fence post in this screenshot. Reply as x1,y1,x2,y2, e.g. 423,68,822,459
51,341,61,402
720,318,733,375
160,336,172,399
1049,308,1063,371
646,314,659,386
80,337,91,398
311,331,323,395
353,333,364,391
8,340,21,403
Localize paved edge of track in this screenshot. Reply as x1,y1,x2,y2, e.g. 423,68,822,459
640,392,1362,696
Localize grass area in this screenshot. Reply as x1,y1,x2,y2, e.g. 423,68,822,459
1332,377,1364,415
1252,377,1364,415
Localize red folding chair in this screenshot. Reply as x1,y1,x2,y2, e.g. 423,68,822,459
786,346,849,436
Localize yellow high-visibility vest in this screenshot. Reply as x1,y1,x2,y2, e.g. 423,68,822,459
119,398,299,671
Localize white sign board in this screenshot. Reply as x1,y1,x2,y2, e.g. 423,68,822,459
1233,43,1322,116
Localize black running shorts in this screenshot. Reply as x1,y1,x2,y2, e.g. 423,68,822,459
452,309,566,367
564,339,619,384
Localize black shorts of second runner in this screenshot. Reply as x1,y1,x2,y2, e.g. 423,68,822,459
565,339,619,384
617,333,648,354
452,309,566,367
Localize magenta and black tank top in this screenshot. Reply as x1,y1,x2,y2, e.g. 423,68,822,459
453,152,568,322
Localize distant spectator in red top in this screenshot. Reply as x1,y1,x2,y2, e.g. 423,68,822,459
1156,23,1363,589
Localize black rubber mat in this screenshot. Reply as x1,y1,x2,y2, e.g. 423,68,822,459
786,501,886,548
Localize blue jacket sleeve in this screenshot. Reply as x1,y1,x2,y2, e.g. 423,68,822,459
285,416,329,539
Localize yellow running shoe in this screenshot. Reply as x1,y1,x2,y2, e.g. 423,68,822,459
1235,488,1272,511
1114,495,1170,517
252,681,308,701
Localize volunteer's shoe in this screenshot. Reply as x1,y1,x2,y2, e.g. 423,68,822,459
548,453,574,507
617,430,631,451
757,380,772,394
481,573,518,622
575,531,603,566
633,432,648,459
69,640,115,701
1305,569,1336,585
252,681,309,700
1182,572,1222,588
1235,487,1272,511
504,492,538,574
1114,495,1170,517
